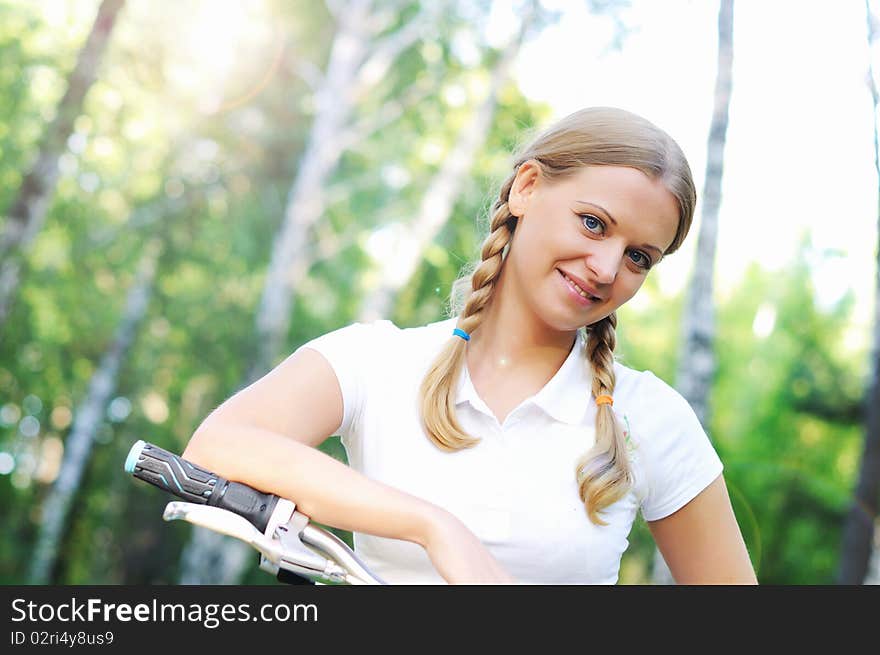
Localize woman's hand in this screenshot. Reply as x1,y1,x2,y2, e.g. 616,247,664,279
421,509,517,584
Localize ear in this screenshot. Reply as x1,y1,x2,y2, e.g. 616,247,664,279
508,159,541,218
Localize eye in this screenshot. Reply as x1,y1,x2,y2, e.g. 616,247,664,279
628,250,652,269
579,214,604,234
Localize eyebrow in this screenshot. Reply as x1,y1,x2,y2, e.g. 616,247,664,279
576,200,665,256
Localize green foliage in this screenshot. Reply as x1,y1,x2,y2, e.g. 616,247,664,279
616,242,866,584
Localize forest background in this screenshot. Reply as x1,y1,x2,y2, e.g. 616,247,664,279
1,0,879,585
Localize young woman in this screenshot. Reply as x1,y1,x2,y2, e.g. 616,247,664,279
183,106,758,584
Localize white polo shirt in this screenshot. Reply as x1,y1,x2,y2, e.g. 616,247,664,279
296,316,723,584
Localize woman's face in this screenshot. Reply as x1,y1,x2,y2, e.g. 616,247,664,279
505,161,681,333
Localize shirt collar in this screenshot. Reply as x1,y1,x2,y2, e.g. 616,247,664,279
454,328,592,425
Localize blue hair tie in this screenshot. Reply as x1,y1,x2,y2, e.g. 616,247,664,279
452,328,470,342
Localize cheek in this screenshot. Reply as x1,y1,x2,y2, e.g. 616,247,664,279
511,222,553,272
612,275,647,306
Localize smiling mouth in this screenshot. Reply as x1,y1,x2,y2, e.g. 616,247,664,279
558,270,601,301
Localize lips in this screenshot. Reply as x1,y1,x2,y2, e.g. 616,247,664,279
558,269,603,301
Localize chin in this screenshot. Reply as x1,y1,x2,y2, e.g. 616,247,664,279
539,309,593,335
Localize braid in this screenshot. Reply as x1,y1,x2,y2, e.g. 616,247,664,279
587,313,617,396
459,187,517,335
418,175,518,451
576,312,635,525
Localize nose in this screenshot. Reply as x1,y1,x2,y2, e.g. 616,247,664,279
585,243,622,285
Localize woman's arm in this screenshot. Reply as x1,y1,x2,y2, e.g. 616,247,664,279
185,420,439,548
646,474,758,584
182,347,514,584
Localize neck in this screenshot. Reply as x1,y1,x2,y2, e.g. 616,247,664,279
466,267,577,376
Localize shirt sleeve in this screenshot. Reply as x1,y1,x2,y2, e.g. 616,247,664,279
293,320,394,448
632,371,724,522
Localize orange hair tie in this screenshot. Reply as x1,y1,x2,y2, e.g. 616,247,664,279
595,394,613,407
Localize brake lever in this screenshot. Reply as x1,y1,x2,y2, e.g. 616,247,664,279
258,499,384,584
163,502,347,582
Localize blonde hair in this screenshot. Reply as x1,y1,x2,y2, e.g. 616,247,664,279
418,106,696,525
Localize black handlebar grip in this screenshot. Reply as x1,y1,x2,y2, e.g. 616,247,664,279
125,439,280,533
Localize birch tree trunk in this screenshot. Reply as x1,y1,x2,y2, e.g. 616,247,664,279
835,0,880,585
652,0,734,585
0,0,126,329
357,3,537,322
27,237,162,584
178,0,445,585
865,529,880,584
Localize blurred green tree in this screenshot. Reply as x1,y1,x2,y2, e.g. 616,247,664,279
0,0,126,326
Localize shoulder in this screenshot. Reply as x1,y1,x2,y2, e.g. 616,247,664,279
610,360,723,518
612,361,691,415
299,316,456,361
396,315,459,346
362,315,457,350
610,360,707,456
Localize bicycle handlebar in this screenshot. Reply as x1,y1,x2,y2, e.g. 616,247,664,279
125,439,281,533
124,439,385,585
